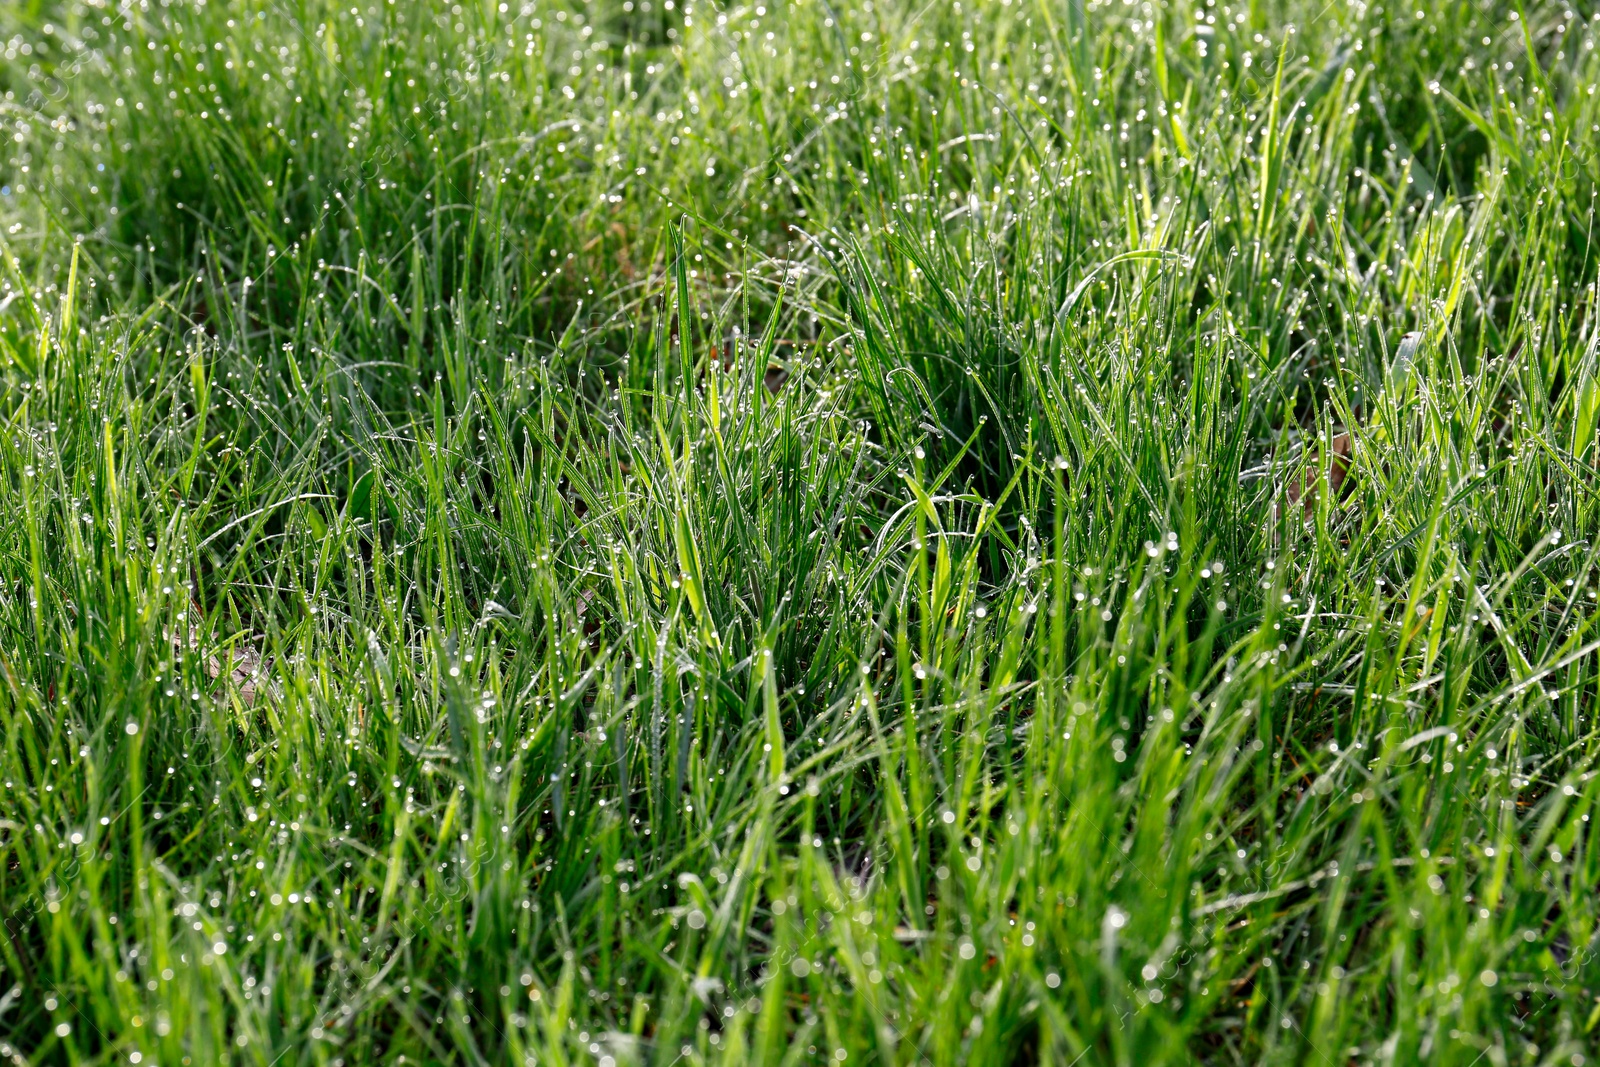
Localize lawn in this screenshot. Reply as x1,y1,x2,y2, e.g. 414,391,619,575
2,0,1599,1063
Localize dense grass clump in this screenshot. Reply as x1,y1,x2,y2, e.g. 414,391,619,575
4,0,1600,1063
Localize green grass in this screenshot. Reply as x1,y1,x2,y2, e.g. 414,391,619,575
3,0,1600,1062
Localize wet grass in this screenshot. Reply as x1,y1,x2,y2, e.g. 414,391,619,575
2,0,1600,1064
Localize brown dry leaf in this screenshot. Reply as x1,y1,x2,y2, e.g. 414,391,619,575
1284,431,1353,518
175,607,270,705
207,645,268,706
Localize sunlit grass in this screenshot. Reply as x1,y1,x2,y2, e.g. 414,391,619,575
2,0,1599,1064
